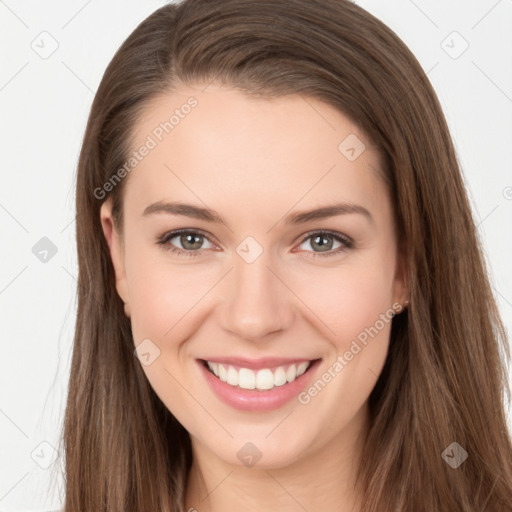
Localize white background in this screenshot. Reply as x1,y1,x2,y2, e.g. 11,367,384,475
1,0,511,510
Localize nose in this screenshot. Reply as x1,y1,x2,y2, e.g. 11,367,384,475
219,250,294,341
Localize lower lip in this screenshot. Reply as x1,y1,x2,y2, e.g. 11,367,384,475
197,359,321,412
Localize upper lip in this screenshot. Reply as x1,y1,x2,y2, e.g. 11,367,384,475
199,357,319,370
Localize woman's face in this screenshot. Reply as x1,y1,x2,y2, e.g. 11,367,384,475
101,83,408,469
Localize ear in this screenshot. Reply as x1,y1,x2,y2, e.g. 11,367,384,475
100,198,131,317
392,244,410,313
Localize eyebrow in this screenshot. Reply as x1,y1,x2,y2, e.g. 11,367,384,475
142,201,373,226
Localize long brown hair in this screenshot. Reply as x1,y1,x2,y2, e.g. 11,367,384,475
61,0,512,510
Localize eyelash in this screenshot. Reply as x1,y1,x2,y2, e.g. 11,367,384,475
156,228,354,259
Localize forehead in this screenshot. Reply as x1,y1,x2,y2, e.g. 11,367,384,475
123,83,388,224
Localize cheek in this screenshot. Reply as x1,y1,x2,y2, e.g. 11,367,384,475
125,243,224,357
290,256,396,350
126,241,397,348
125,256,213,420
290,261,396,437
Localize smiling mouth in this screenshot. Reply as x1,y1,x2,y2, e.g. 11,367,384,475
200,358,320,391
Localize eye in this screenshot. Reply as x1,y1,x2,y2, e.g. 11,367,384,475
294,230,353,258
156,229,353,259
156,229,216,258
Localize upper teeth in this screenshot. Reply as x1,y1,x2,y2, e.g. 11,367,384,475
206,361,311,390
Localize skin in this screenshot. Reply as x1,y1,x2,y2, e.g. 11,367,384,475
100,83,409,512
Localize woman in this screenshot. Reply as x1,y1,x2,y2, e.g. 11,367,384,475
62,0,512,510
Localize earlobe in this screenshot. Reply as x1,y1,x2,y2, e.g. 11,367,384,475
100,199,131,317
